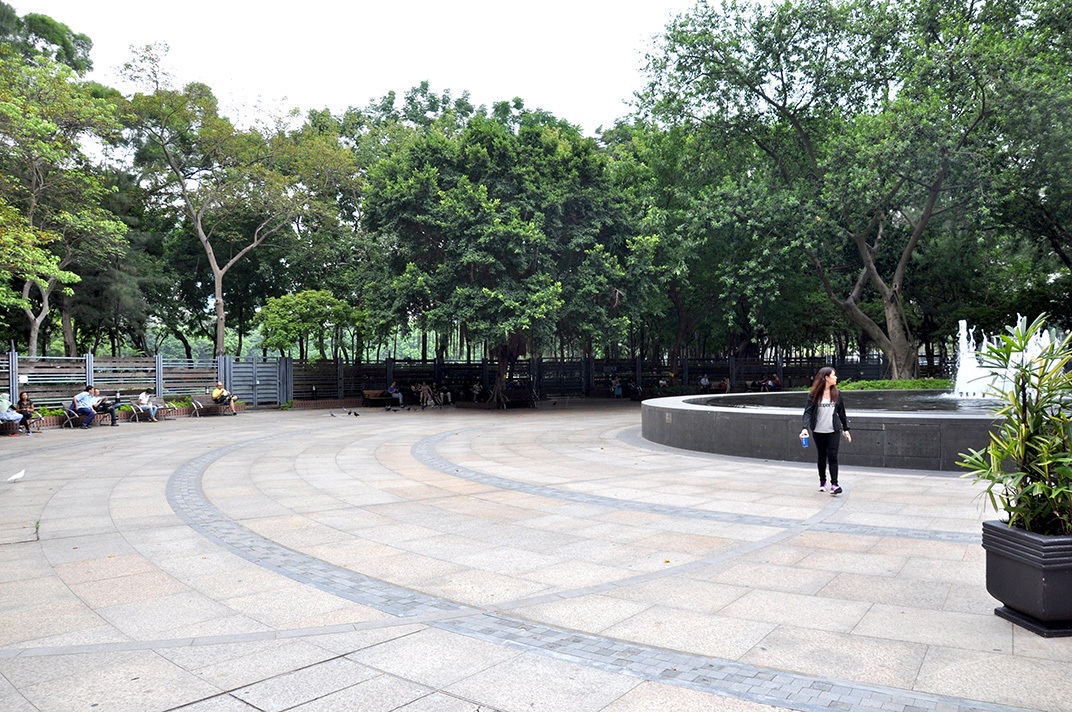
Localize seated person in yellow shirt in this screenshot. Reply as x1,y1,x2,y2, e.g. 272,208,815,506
212,381,238,415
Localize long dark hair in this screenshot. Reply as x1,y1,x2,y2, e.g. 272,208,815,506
809,367,839,403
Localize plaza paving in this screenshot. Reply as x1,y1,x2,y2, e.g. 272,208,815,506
0,401,1069,712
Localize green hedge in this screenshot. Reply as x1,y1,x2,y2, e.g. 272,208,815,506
838,378,951,391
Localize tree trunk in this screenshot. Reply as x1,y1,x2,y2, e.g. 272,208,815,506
884,301,918,379
62,293,77,357
174,329,194,361
213,273,227,356
21,277,59,358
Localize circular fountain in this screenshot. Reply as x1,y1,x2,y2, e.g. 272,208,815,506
640,390,998,471
640,321,1023,472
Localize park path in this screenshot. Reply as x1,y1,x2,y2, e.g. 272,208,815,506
0,403,1068,711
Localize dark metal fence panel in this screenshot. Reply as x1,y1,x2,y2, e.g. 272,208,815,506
345,363,390,397
231,357,282,406
161,359,218,397
92,357,156,397
391,361,436,387
2,353,12,402
292,360,337,400
539,359,585,397
2,349,951,412
11,356,88,408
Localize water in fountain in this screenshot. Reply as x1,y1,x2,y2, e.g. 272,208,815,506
953,317,1052,399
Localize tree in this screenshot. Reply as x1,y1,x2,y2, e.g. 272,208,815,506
0,2,93,73
257,290,360,359
0,196,78,323
987,0,1072,273
124,45,335,355
0,49,127,355
364,106,631,396
643,0,1021,377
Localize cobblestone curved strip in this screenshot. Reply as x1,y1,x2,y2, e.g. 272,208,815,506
414,429,981,545
166,430,1019,712
412,429,801,529
438,614,1031,712
165,437,467,617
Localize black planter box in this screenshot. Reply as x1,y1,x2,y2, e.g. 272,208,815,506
982,520,1072,637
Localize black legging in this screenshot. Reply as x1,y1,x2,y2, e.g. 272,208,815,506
814,431,841,486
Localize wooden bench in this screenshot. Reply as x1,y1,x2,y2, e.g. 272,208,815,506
129,397,177,422
362,390,396,408
61,408,93,428
1,412,42,434
190,394,235,416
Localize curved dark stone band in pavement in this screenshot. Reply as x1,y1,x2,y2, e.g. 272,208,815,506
165,436,467,617
415,428,981,545
163,427,1021,712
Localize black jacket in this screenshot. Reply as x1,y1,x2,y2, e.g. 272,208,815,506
803,394,850,433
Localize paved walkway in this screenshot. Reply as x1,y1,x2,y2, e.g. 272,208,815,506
0,402,1069,712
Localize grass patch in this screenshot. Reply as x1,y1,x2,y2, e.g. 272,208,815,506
838,378,951,390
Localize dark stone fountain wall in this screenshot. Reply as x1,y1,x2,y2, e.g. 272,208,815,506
640,393,998,471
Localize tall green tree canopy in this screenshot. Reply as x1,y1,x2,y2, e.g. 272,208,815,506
0,2,93,73
124,45,351,356
0,48,126,355
642,0,1040,377
363,107,632,383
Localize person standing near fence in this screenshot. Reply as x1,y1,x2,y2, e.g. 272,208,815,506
800,367,851,495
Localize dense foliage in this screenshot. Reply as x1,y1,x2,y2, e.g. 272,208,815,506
0,0,1068,372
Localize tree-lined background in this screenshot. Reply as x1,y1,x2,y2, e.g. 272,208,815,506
2,0,1069,381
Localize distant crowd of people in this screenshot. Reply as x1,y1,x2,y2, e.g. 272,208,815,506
1,380,241,435
384,380,461,409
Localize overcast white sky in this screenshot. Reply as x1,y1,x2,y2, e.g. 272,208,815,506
17,1,697,135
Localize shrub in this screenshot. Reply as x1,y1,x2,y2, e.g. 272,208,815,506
959,314,1072,536
839,378,952,391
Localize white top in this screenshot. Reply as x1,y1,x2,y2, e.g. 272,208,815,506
814,397,836,433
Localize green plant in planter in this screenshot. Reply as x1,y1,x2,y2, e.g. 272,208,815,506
959,314,1072,536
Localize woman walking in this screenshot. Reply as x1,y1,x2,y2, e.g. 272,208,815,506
800,367,851,495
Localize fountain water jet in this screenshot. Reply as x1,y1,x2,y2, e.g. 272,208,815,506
953,318,1052,399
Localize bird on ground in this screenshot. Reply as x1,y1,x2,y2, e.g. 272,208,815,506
7,470,25,482
328,411,336,417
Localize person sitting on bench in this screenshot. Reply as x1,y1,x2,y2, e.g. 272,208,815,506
212,381,239,415
92,388,119,426
71,386,97,429
138,388,159,421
